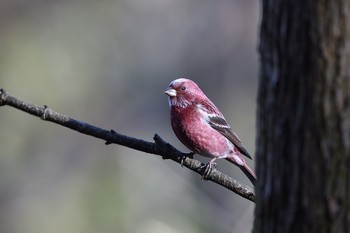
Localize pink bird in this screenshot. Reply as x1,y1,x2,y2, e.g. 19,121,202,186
164,78,256,186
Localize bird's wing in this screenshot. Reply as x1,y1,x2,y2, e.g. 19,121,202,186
208,116,252,159
196,99,252,159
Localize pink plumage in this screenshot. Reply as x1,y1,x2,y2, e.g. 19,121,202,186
164,78,256,186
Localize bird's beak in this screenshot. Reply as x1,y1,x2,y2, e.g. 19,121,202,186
164,88,177,97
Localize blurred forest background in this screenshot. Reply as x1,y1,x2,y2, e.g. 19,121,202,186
0,1,258,233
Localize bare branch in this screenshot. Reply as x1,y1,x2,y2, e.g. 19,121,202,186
0,88,255,202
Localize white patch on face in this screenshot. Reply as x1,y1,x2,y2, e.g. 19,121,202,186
169,96,191,108
166,78,195,108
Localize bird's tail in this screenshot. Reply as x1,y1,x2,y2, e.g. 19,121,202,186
240,163,256,186
226,158,256,186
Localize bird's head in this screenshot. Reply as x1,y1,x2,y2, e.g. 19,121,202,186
164,78,204,108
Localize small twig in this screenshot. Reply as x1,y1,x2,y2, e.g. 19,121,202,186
0,88,255,202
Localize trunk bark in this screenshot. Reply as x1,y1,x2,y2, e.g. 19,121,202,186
254,1,350,232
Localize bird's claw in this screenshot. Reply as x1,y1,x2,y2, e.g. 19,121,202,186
41,105,49,120
180,152,194,167
201,161,217,180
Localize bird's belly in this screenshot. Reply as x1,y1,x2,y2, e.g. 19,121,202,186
188,122,232,157
172,113,232,158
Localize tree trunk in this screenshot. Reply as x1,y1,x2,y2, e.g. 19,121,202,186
254,1,350,233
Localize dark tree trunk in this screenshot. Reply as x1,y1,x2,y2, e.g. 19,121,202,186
254,1,350,233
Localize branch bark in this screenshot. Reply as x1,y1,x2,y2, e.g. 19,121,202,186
0,88,255,202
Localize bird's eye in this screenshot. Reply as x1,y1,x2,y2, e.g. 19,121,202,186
181,86,186,91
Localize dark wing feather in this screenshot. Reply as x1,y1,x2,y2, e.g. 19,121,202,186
208,116,252,159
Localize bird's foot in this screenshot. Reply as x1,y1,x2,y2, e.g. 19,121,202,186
201,161,217,180
180,152,194,167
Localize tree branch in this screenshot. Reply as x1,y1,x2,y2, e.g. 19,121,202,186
0,88,255,202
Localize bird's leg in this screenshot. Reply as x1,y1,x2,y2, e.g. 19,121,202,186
201,158,217,179
180,152,194,167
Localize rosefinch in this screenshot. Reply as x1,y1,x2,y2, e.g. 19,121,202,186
164,78,256,186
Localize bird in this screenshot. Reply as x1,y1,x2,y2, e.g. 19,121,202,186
164,78,256,186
